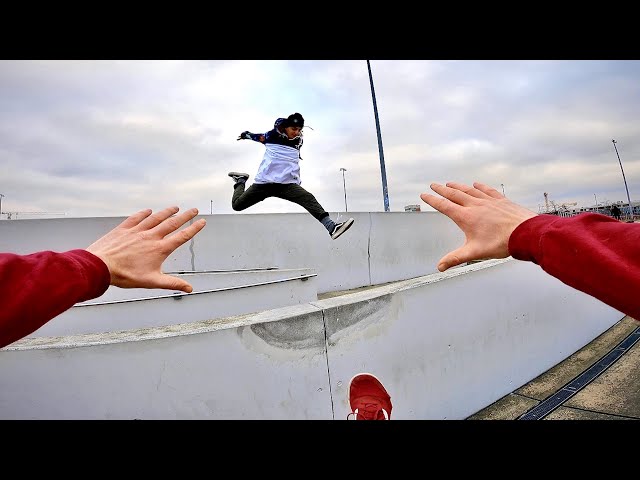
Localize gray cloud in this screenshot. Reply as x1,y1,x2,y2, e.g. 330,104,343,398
0,60,638,221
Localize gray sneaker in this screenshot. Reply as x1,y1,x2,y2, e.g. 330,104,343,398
228,172,250,183
330,218,354,240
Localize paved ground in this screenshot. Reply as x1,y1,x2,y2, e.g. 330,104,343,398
468,315,640,420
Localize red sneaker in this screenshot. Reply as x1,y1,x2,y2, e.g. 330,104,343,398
347,373,392,420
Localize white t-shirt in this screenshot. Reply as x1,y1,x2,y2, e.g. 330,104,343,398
254,144,302,185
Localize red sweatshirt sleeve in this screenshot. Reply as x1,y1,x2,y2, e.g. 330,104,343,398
0,249,110,348
509,213,640,320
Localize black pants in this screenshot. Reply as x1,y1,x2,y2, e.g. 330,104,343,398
232,182,329,222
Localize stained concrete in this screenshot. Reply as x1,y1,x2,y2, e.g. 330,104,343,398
468,316,640,420
563,339,640,418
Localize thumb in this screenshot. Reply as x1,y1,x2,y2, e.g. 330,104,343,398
437,247,472,272
154,274,194,293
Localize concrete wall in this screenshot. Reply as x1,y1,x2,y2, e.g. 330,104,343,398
0,259,625,419
322,259,622,420
0,305,332,420
0,211,463,294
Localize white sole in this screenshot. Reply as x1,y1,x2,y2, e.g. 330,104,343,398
331,218,354,239
228,172,249,179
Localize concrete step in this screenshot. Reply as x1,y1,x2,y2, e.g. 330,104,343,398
30,268,318,337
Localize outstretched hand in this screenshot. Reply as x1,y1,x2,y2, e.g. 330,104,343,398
420,182,537,272
86,207,207,293
237,131,250,141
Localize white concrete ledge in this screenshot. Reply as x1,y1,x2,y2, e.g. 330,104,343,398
28,273,319,338
0,211,465,294
0,258,624,419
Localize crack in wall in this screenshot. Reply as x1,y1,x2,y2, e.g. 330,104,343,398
367,212,372,286
189,218,196,271
321,310,335,420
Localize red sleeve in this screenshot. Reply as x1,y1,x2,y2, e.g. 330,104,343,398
0,249,110,348
509,213,640,320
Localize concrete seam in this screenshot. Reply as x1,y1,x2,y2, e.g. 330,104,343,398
189,217,196,271
320,307,335,420
367,212,372,286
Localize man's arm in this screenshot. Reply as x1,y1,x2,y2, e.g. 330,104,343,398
237,131,266,143
0,249,110,348
420,181,640,320
508,213,640,319
0,206,206,348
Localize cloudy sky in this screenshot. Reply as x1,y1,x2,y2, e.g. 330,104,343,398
1,60,639,219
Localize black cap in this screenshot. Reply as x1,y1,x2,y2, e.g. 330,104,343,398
285,112,304,128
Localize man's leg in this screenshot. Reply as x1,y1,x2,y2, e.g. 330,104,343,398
275,184,354,239
231,182,273,211
274,184,329,221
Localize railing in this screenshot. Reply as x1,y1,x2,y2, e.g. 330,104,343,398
544,211,638,222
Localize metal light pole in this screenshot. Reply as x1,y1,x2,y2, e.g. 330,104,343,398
340,168,348,212
210,200,213,215
612,139,634,220
501,184,505,196
0,193,4,215
594,194,598,213
366,60,390,212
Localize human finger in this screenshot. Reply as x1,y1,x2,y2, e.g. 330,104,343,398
473,182,504,199
136,206,180,232
420,192,462,220
445,182,492,200
163,218,207,251
153,208,200,239
428,183,479,207
430,183,475,206
437,246,474,272
117,208,153,230
147,273,195,293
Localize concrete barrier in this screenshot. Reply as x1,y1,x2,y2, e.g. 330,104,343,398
29,271,318,337
0,258,625,419
0,211,464,294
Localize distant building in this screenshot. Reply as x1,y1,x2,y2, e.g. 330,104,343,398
404,204,421,212
578,200,640,219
